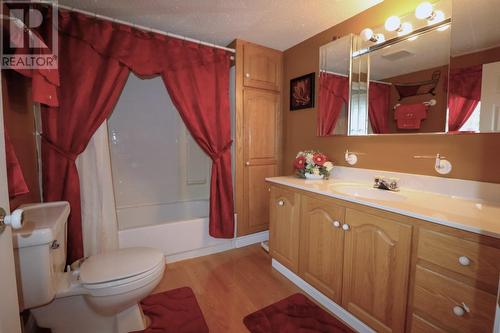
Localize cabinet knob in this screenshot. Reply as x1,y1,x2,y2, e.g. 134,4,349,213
332,221,341,228
245,161,250,166
458,256,471,266
342,224,350,231
278,200,284,206
245,73,251,78
453,306,465,316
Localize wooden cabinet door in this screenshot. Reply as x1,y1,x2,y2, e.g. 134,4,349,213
342,208,412,333
299,195,345,302
239,88,280,235
269,186,300,272
243,43,282,91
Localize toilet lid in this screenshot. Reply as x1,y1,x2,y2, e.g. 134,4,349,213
80,247,164,285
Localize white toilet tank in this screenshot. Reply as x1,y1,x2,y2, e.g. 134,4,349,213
12,202,70,311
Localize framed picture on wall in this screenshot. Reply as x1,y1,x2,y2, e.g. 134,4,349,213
290,72,315,111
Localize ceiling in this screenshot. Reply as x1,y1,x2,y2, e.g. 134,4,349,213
58,0,383,51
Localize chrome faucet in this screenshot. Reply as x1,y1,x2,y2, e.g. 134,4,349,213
373,176,400,191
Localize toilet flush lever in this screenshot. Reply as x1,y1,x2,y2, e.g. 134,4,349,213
0,207,24,234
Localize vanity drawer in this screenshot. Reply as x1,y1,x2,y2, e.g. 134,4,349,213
417,228,500,288
413,265,496,333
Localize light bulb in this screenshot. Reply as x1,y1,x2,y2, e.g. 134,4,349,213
415,2,433,20
429,10,445,24
360,28,374,42
385,16,401,32
398,22,413,36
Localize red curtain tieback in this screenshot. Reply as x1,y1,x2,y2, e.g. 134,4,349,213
42,136,78,161
210,140,233,162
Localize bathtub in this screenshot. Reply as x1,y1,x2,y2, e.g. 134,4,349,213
118,212,268,263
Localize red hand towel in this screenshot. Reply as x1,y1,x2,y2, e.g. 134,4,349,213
394,103,429,129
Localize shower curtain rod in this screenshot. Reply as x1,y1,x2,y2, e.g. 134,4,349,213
37,1,236,55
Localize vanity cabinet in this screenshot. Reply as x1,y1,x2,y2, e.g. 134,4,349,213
268,182,500,333
242,42,282,91
269,186,300,272
271,187,412,332
299,194,345,302
342,208,412,333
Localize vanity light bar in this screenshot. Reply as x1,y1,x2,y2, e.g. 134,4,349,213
360,2,448,50
352,18,451,58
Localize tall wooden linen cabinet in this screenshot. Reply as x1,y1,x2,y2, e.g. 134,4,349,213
229,39,283,236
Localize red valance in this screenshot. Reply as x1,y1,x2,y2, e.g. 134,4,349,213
449,65,482,100
448,65,482,131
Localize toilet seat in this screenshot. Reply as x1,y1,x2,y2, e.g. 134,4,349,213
82,261,165,297
79,247,165,297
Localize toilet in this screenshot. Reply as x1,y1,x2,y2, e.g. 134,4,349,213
12,201,165,333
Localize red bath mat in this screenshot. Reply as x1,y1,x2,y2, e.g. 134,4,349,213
243,293,355,333
132,287,209,333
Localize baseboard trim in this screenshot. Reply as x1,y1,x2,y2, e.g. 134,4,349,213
234,230,269,248
165,230,269,263
272,259,375,333
166,241,234,263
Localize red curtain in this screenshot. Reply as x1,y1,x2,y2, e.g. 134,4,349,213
318,72,349,136
368,82,391,134
41,33,130,262
448,65,482,131
162,57,234,238
32,10,234,262
4,131,29,198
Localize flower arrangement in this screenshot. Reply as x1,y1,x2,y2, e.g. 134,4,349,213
294,150,333,180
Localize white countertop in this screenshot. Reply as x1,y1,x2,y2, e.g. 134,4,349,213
266,176,500,239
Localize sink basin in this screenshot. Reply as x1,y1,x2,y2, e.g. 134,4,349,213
330,183,407,202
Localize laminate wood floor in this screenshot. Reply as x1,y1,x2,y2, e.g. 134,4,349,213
153,244,301,332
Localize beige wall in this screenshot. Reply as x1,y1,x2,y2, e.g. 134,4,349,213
282,0,500,183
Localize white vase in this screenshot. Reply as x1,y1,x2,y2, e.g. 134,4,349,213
304,173,324,180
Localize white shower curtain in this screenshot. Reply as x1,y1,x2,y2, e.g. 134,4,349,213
76,120,119,256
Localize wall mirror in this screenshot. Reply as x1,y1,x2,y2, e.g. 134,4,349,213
318,0,500,136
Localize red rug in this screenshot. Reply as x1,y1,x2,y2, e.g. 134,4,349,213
243,293,355,333
132,287,209,333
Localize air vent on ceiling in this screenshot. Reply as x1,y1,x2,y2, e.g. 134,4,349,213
381,50,415,61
